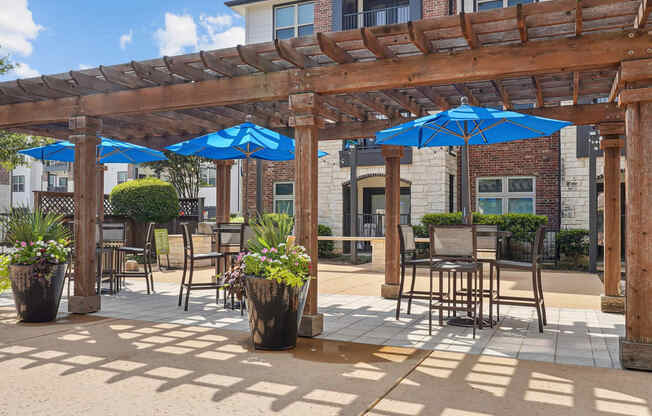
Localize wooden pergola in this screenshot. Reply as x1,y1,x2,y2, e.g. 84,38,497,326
1,0,650,368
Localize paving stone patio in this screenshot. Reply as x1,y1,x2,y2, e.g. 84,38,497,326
0,279,625,369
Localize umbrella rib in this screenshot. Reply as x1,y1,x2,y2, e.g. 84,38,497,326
503,119,548,136
472,121,489,144
423,122,464,139
422,120,455,147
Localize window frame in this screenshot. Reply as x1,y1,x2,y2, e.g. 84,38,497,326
273,181,295,215
12,175,25,193
476,176,536,215
475,0,535,11
117,171,128,184
273,1,315,40
200,165,216,187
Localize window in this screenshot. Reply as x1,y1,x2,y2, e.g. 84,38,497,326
117,171,128,184
476,0,533,11
273,182,294,216
58,177,68,191
274,2,314,40
449,174,455,213
12,175,25,192
200,166,216,186
477,176,535,215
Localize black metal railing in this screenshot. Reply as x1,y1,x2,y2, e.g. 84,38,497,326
343,4,410,30
500,230,560,263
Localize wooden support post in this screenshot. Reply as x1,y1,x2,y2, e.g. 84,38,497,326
621,100,652,370
599,122,625,314
214,160,233,225
381,145,404,299
69,115,102,314
289,92,323,337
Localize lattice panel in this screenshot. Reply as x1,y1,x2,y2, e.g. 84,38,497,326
36,192,115,216
179,198,200,217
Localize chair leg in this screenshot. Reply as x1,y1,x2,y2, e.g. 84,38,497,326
537,267,547,325
148,253,155,293
531,267,543,333
472,271,477,339
407,264,417,315
496,266,501,321
178,254,188,307
184,259,194,311
429,269,433,336
438,270,444,326
452,272,457,317
489,262,494,328
478,267,484,330
396,261,406,320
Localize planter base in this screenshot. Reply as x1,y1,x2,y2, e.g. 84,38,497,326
298,313,324,337
69,295,101,314
601,295,625,314
620,338,652,371
381,283,400,299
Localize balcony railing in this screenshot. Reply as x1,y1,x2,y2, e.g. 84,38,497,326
343,4,410,30
44,161,71,172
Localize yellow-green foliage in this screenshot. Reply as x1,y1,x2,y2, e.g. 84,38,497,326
110,178,179,223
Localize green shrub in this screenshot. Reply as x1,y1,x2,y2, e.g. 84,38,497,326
318,224,335,258
420,212,548,241
557,229,589,258
110,178,179,223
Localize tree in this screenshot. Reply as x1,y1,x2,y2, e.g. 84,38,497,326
0,49,14,75
145,152,202,199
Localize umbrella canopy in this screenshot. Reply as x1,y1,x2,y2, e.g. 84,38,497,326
376,98,572,223
376,103,572,148
165,122,327,160
19,137,168,164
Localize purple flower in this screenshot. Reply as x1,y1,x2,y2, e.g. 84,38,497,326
270,247,278,253
260,256,267,262
20,241,26,247
261,248,268,254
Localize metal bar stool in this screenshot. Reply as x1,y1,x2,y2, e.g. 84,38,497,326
115,222,155,294
429,225,483,338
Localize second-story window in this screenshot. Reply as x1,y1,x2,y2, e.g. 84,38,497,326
274,2,314,40
476,0,533,11
117,171,128,184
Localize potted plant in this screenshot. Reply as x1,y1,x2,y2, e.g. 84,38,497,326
223,214,311,350
0,209,71,322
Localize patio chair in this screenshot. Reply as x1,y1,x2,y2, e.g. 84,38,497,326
115,222,155,294
429,224,482,337
395,224,442,320
215,223,245,308
178,223,225,311
475,224,499,326
493,226,547,333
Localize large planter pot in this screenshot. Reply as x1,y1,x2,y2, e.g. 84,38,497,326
9,263,67,322
244,276,310,350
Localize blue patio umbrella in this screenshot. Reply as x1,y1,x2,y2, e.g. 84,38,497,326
19,137,168,164
166,122,327,218
376,98,572,223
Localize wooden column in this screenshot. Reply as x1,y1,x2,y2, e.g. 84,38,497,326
381,145,404,299
289,92,323,337
215,160,233,224
69,116,101,314
598,122,625,314
621,100,652,370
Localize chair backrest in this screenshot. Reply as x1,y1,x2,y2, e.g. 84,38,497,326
101,222,126,243
398,224,416,253
181,223,194,256
217,223,245,251
241,224,255,252
429,224,475,259
532,226,546,264
475,224,499,252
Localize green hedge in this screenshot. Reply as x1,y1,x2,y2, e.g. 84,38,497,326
110,178,179,223
419,212,548,241
318,224,335,258
557,229,589,258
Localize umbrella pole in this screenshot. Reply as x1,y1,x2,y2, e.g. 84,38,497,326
462,125,472,225
244,158,249,222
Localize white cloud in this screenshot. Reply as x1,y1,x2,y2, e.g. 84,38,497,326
78,64,92,70
154,13,198,56
12,62,39,78
0,0,43,56
153,12,244,56
119,29,133,50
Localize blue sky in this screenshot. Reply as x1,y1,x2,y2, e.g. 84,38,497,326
0,0,245,81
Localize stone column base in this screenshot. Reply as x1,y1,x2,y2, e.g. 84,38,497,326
381,283,400,299
298,313,324,337
68,295,101,314
601,295,625,314
620,338,652,371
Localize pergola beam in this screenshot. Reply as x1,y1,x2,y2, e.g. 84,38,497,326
635,0,651,29
416,86,450,110
316,33,354,64
360,28,396,59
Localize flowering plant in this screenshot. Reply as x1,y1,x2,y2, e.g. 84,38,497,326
223,243,311,300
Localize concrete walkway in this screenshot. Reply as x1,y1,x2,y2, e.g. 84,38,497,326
0,308,649,415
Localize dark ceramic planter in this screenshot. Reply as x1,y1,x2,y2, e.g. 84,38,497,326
244,276,310,350
10,263,67,322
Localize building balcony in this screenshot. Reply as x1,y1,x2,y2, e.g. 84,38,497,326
43,161,71,172
339,146,412,167
342,4,410,30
